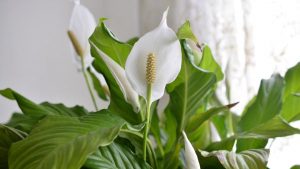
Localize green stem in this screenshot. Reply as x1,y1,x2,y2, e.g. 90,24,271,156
81,58,98,111
143,84,152,161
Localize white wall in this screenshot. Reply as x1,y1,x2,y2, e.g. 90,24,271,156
0,0,139,123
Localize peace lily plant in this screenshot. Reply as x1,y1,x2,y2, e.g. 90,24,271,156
1,2,300,169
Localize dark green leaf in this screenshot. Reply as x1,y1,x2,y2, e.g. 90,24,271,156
83,142,150,169
0,125,26,169
9,110,125,169
0,88,88,118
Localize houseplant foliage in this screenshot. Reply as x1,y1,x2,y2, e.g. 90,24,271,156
1,3,300,169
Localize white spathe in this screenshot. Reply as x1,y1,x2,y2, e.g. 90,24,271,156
183,131,201,169
91,43,140,111
69,1,96,68
125,9,181,103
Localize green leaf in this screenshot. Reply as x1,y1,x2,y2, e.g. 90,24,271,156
238,74,284,131
9,110,125,169
239,116,300,138
91,49,140,124
237,74,300,150
83,142,150,169
0,125,26,169
6,113,40,133
237,75,284,151
126,37,139,46
89,20,139,124
87,68,108,101
89,19,132,68
0,88,88,118
291,165,300,169
236,139,268,153
205,136,236,151
281,62,300,122
186,103,238,133
199,46,224,81
177,20,198,43
284,62,300,99
166,40,217,135
199,149,269,169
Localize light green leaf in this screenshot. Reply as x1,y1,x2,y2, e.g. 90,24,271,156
9,110,124,169
199,46,224,81
83,142,150,169
199,149,269,169
177,20,198,43
0,125,26,169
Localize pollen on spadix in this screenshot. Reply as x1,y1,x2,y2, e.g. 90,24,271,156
146,53,156,84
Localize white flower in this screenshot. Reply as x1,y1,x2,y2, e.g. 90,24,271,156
125,8,182,103
91,43,140,111
183,131,201,169
68,0,96,68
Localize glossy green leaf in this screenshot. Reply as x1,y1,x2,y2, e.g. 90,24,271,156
87,68,108,101
0,125,26,169
83,142,150,169
89,20,139,124
199,149,269,169
9,110,124,169
89,19,132,68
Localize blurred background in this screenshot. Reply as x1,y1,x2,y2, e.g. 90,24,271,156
0,0,300,168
